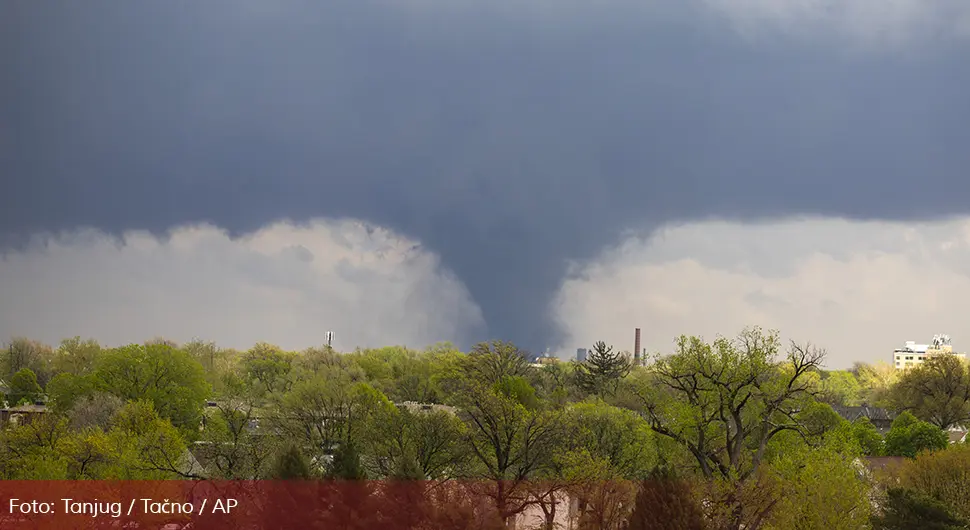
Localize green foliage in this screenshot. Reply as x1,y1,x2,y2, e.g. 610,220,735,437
198,383,278,479
345,346,443,403
7,368,43,405
183,339,237,393
855,361,899,408
3,338,55,387
94,343,210,434
0,330,929,527
891,354,970,430
797,401,845,440
273,444,312,480
885,412,949,458
390,451,426,481
275,371,395,459
361,406,466,480
562,399,655,479
108,400,193,478
328,440,366,480
898,444,970,521
574,341,632,396
241,342,295,395
493,375,539,410
850,417,885,456
0,401,189,480
53,336,102,376
46,373,101,414
871,488,969,530
457,381,563,516
463,340,530,385
818,370,862,407
638,328,824,481
766,447,872,530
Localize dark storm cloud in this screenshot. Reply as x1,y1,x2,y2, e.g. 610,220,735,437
2,0,970,351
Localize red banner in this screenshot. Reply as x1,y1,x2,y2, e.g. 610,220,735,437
0,480,595,529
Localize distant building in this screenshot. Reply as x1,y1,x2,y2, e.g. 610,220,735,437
576,348,587,362
948,429,968,444
529,350,560,368
893,334,967,370
395,402,457,416
0,403,48,429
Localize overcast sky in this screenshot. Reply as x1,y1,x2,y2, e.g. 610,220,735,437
2,1,970,367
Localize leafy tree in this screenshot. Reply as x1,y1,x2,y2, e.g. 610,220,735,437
637,328,824,481
46,373,101,414
557,449,637,530
328,440,366,480
534,362,575,405
849,416,885,456
891,354,970,430
2,338,55,386
635,328,825,530
871,488,969,530
494,375,540,410
273,443,312,480
362,406,466,480
183,339,237,393
108,400,197,479
458,382,563,524
626,469,706,530
241,342,295,395
67,392,125,431
0,415,71,479
94,342,210,434
818,370,862,407
7,368,43,405
390,451,426,481
463,340,531,385
52,336,102,376
575,341,632,396
61,427,116,479
275,370,395,461
765,447,871,530
897,443,970,521
884,411,949,458
197,377,278,479
855,361,900,408
795,401,846,443
0,400,192,480
294,345,344,377
562,399,655,479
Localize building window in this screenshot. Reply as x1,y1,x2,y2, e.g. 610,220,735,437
905,356,913,361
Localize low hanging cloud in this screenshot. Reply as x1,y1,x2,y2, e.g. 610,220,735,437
0,220,484,352
553,216,970,368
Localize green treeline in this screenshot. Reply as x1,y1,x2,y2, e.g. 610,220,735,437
2,328,970,530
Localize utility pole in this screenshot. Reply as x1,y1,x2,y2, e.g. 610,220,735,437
326,331,334,348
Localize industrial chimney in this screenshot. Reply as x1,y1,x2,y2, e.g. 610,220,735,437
634,328,641,365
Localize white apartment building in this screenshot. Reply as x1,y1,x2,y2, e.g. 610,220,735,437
893,334,967,370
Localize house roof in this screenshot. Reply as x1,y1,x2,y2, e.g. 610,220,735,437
862,456,908,472
949,431,968,444
831,405,896,423
1,404,48,414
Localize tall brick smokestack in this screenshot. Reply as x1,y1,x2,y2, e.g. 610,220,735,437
634,328,641,365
